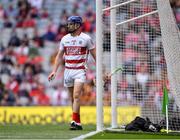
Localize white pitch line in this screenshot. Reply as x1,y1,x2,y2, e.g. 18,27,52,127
70,130,102,140
106,127,125,132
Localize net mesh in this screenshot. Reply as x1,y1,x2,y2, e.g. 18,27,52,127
102,0,180,130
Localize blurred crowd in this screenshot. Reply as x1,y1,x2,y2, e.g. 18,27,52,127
102,0,180,108
0,0,96,106
0,0,179,107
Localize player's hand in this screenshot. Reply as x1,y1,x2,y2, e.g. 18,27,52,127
93,73,110,86
93,78,96,86
48,71,56,82
103,73,110,82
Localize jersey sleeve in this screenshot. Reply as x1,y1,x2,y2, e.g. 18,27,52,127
59,37,64,51
87,36,95,50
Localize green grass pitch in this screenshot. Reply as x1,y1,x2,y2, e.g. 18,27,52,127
0,124,95,139
1,124,180,139
87,130,180,139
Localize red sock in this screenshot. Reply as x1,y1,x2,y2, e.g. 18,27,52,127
72,112,81,123
77,114,80,123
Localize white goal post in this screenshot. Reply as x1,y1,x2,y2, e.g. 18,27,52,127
96,0,104,131
96,0,180,132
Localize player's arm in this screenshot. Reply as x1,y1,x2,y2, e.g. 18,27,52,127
90,47,110,81
48,49,64,81
90,48,96,62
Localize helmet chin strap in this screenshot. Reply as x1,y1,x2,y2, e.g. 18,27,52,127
68,29,76,33
68,25,81,34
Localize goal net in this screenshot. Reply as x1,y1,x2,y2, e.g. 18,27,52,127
97,0,180,131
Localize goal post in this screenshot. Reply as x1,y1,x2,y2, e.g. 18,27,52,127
96,0,104,131
96,0,180,132
110,0,118,129
157,0,180,108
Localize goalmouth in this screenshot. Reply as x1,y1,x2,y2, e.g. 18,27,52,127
96,0,180,132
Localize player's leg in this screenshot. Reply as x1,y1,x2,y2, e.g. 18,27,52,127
67,86,82,130
64,69,75,106
65,69,85,130
73,80,83,121
66,81,83,130
67,87,74,107
64,69,80,130
70,80,84,130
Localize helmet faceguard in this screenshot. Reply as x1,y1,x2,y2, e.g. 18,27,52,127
67,16,83,33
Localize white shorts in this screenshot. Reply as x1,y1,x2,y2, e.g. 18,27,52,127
64,69,86,87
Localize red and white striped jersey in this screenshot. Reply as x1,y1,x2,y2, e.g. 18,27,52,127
59,32,95,69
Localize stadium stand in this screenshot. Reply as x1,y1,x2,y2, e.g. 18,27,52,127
0,0,96,106
0,0,179,106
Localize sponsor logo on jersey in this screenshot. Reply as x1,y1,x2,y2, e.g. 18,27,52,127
71,40,76,45
64,46,86,55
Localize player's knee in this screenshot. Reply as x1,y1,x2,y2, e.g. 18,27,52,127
73,94,80,102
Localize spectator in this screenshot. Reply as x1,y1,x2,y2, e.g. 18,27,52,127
0,4,5,20
56,24,67,41
1,90,17,106
8,32,21,47
5,4,18,19
40,8,49,19
32,29,44,47
22,13,36,28
17,0,31,19
29,7,39,18
18,89,31,106
3,16,13,28
42,25,56,41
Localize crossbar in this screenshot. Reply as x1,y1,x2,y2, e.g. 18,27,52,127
116,10,158,26
102,0,139,12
